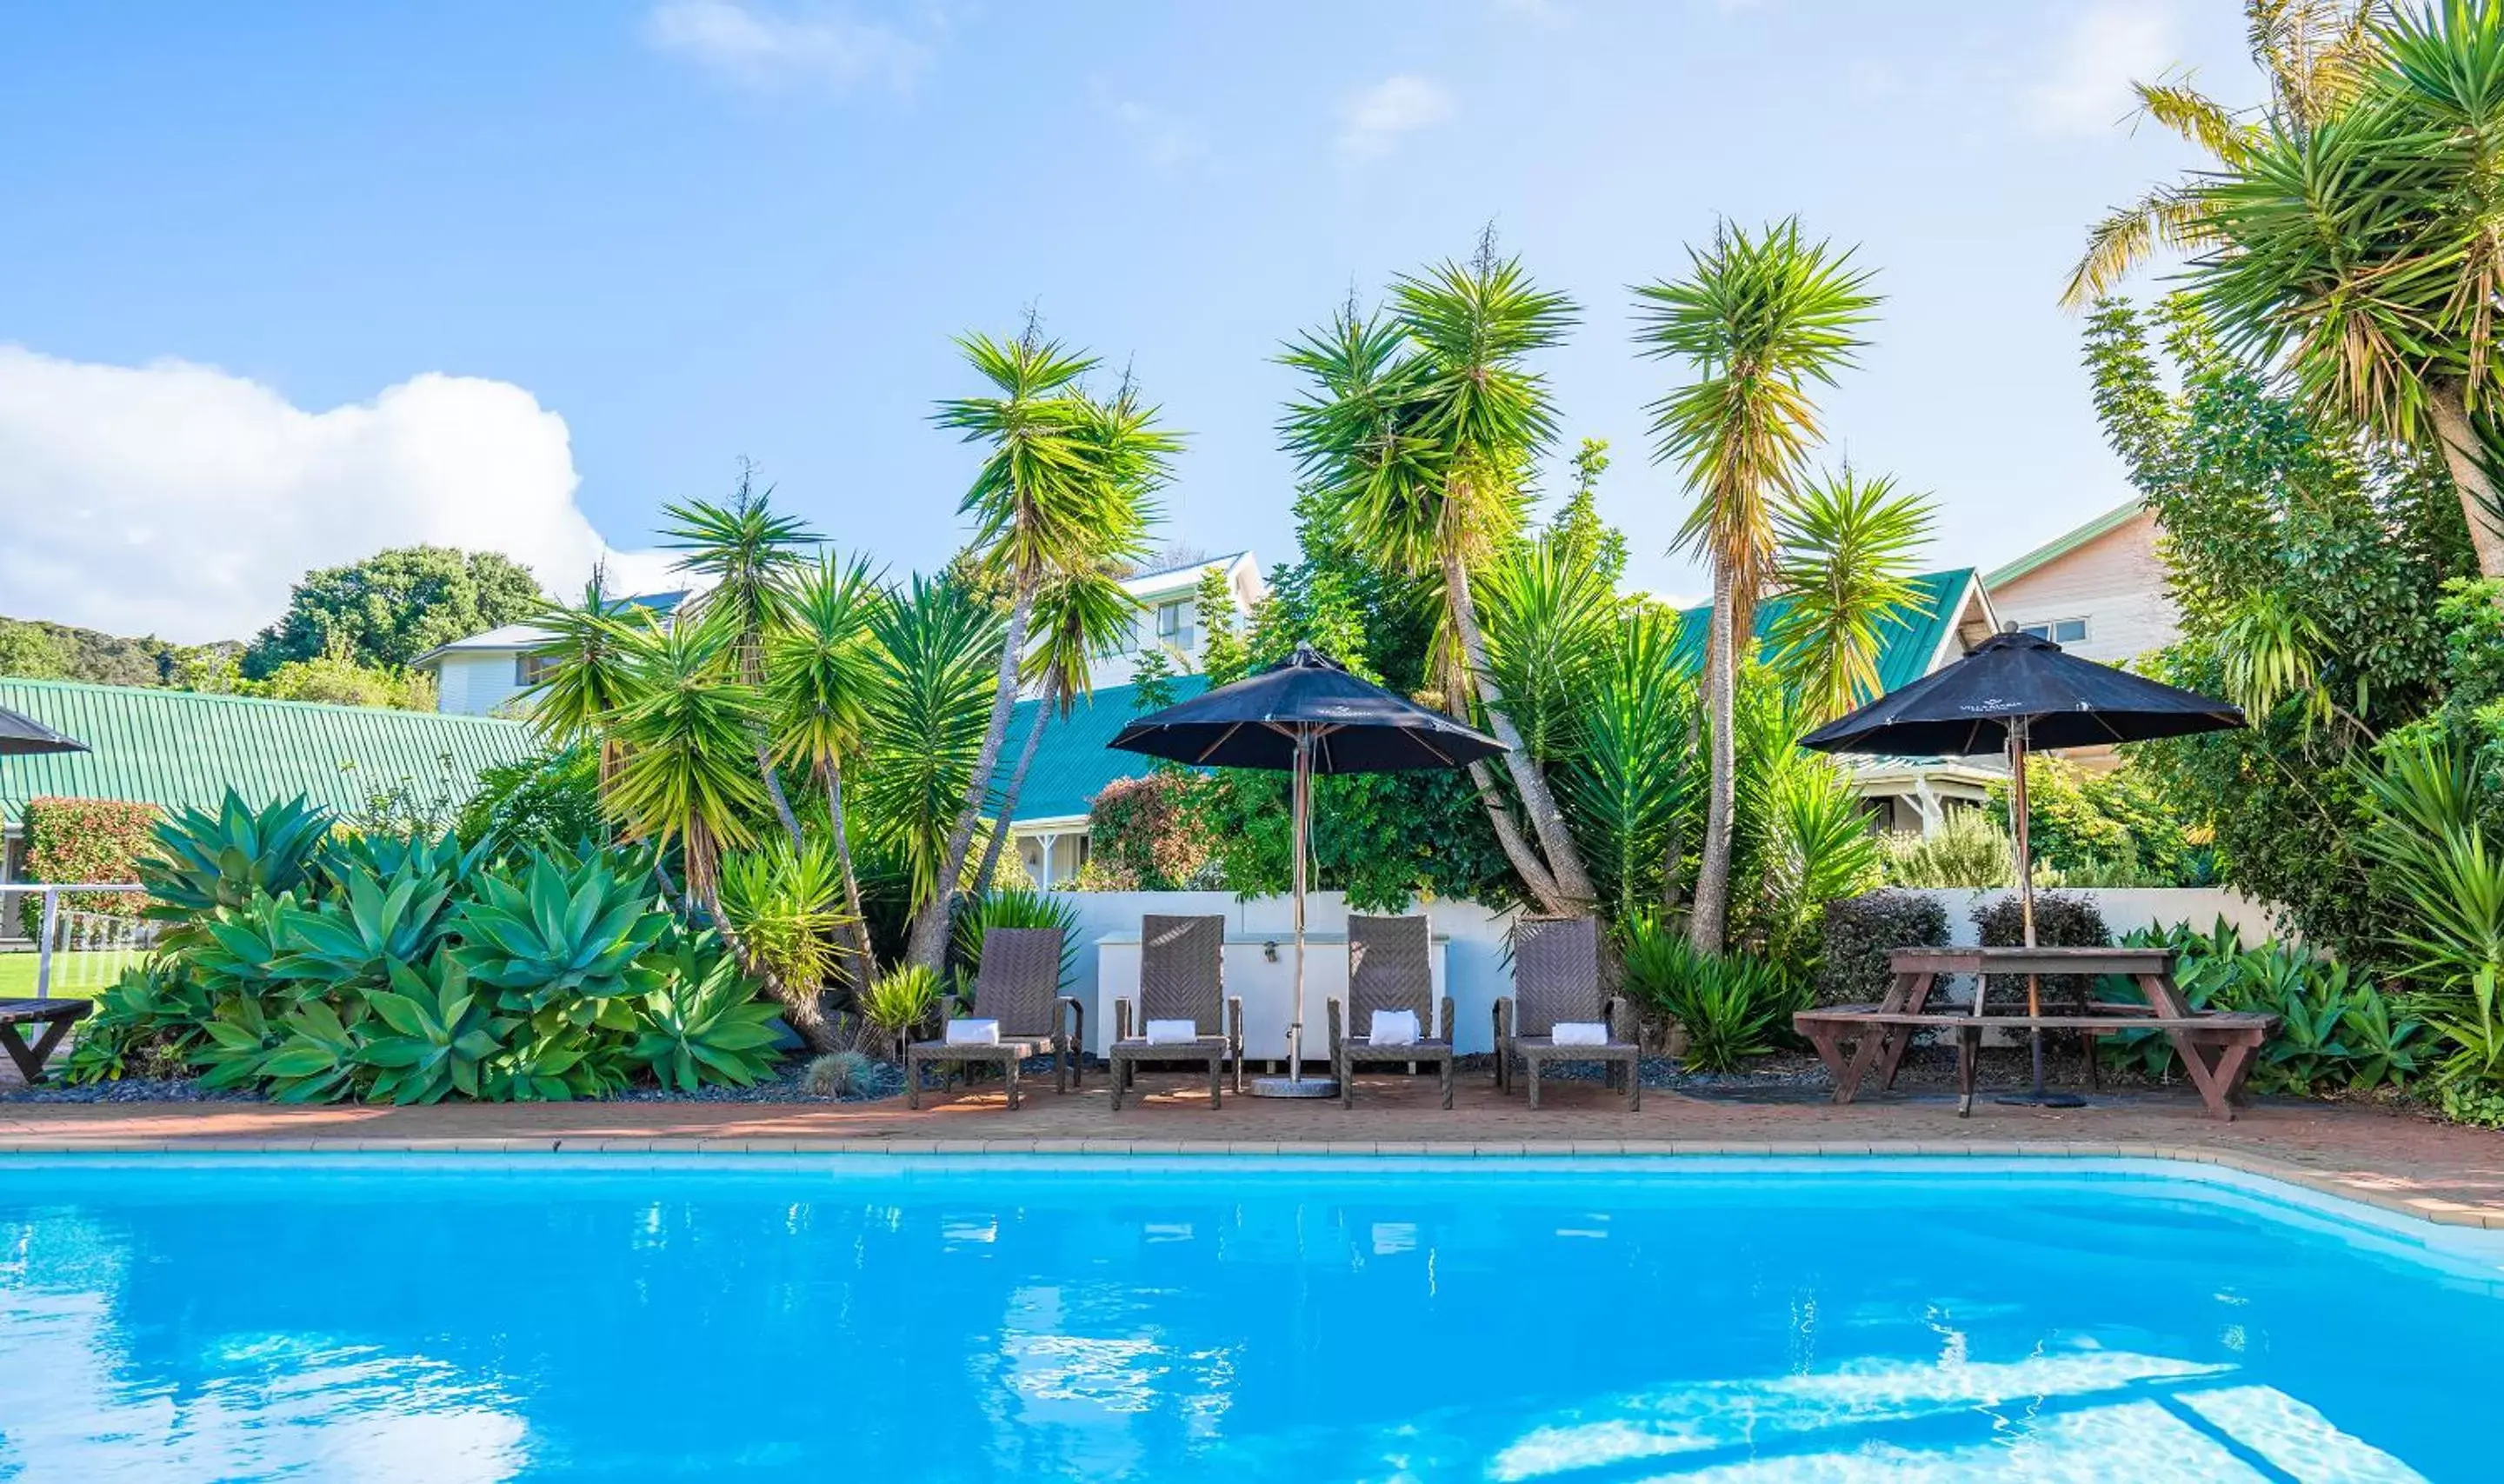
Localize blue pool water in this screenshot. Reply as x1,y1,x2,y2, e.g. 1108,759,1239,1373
0,1155,2494,1481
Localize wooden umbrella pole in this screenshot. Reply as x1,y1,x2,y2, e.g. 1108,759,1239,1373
1289,728,1310,1082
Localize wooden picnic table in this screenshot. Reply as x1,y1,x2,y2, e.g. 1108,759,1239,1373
1794,948,2277,1121
0,998,90,1085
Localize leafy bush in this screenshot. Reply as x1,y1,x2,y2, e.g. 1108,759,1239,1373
2097,919,2427,1095
456,747,609,861
859,966,940,1050
1969,889,2108,1011
65,788,788,1101
1081,771,1216,890
1618,914,1797,1073
1880,810,2015,888
1817,891,1951,1007
1988,756,2201,886
15,796,158,935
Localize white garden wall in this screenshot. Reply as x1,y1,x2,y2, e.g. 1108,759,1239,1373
1892,887,2280,947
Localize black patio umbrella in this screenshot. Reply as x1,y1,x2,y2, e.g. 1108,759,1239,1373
0,706,87,758
1800,629,2243,1104
1109,643,1503,1095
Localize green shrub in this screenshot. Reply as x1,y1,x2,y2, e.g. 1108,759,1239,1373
456,747,607,861
950,888,1079,989
1974,890,2108,1006
1618,915,1796,1073
1879,810,2015,888
1817,891,1950,1007
16,796,158,936
802,1048,884,1099
860,966,941,1050
1081,771,1215,890
138,792,330,933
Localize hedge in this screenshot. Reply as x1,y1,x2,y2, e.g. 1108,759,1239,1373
1817,891,1952,1007
1973,890,2108,1005
16,795,159,936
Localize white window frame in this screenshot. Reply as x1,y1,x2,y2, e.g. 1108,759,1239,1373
515,651,556,687
1155,598,1194,655
2018,616,2090,646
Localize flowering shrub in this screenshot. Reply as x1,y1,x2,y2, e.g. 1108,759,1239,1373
1080,771,1215,890
17,795,158,935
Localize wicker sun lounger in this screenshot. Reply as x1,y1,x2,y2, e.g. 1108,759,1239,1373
1326,913,1453,1108
1495,915,1640,1110
1108,915,1242,1110
904,926,1079,1110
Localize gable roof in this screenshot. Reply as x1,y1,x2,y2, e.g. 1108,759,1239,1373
1986,500,2145,589
1670,568,1990,694
0,678,536,826
993,675,1210,823
410,590,692,668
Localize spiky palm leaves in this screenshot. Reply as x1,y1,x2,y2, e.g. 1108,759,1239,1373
1635,218,1880,952
859,576,1004,916
602,610,768,917
2062,0,2389,308
768,552,884,988
1278,249,1596,916
2189,0,2504,580
1768,471,1936,722
522,570,651,786
911,335,1173,970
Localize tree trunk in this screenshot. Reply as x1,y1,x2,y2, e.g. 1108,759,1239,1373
1466,759,1568,915
2427,384,2504,584
756,745,805,848
1689,563,1738,954
821,757,876,994
1440,547,1597,914
974,669,1056,897
903,582,1036,972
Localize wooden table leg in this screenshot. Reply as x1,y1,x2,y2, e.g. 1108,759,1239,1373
1956,1025,1978,1118
1875,970,1930,1090
0,1020,70,1084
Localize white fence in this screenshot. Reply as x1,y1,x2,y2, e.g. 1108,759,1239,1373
0,884,152,1001
1043,886,2283,1057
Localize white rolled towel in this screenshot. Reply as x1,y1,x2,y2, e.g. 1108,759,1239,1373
1550,1021,1609,1047
945,1018,1001,1046
1144,1018,1201,1045
1369,1008,1420,1046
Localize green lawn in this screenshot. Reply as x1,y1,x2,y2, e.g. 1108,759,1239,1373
0,949,138,1001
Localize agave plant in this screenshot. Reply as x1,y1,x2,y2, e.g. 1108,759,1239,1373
360,956,505,1104
190,995,286,1092
633,945,784,1092
452,849,672,1013
140,792,331,932
483,1014,617,1102
279,859,459,988
318,829,485,896
185,892,317,999
61,959,215,1084
256,998,372,1103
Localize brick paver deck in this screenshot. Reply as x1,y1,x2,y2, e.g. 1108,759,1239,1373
9,1071,2504,1232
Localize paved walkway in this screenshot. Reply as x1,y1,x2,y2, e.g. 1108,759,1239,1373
9,1070,2504,1231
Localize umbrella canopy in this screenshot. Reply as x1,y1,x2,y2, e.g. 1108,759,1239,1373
1798,630,2242,756
1796,628,2242,1108
1109,644,1500,1095
0,705,87,759
1109,643,1503,775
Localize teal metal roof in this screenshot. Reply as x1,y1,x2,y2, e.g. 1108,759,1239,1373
0,679,536,826
1670,568,1979,694
994,676,1209,822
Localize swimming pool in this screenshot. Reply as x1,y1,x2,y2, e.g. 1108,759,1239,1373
0,1155,2490,1481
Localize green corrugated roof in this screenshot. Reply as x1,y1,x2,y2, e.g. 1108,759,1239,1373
0,679,536,826
994,676,1209,822
1671,568,1979,693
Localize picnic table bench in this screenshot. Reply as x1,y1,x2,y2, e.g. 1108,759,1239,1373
1794,948,2277,1121
0,998,90,1085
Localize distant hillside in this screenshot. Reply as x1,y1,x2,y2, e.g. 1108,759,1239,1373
0,614,240,688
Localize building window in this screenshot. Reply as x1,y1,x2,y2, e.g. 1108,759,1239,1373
515,651,556,687
2019,617,2089,646
1155,599,1194,655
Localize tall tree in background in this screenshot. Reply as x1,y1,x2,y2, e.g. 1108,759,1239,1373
1767,471,1936,722
1635,219,1879,952
2188,0,2504,582
972,562,1137,896
245,545,544,675
1281,243,1598,916
768,551,884,989
1548,436,1629,585
603,607,770,922
909,334,1169,971
660,474,822,844
2061,0,2387,308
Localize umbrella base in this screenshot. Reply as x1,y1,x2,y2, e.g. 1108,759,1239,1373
1994,1093,2088,1108
1249,1075,1341,1099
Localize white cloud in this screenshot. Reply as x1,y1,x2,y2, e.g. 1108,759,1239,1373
643,0,929,96
2025,0,2177,138
0,347,675,644
1337,75,1456,159
1104,97,1209,174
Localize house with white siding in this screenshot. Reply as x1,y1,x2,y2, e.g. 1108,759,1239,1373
1984,498,2180,665
413,590,689,717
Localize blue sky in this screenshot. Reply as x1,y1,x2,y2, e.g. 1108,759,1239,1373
0,0,2255,642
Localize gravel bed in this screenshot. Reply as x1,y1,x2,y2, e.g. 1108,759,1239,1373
4,1078,266,1105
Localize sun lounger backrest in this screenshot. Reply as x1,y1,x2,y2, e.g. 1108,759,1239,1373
972,927,1065,1037
1512,916,1602,1037
1349,914,1434,1034
1140,915,1225,1031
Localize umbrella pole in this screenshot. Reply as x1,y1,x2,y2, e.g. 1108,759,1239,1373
1997,715,2080,1108
1291,729,1310,1084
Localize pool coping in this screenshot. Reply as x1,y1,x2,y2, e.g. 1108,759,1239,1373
3,1133,2494,1233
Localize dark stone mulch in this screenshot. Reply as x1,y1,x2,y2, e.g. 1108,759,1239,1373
4,1078,266,1105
